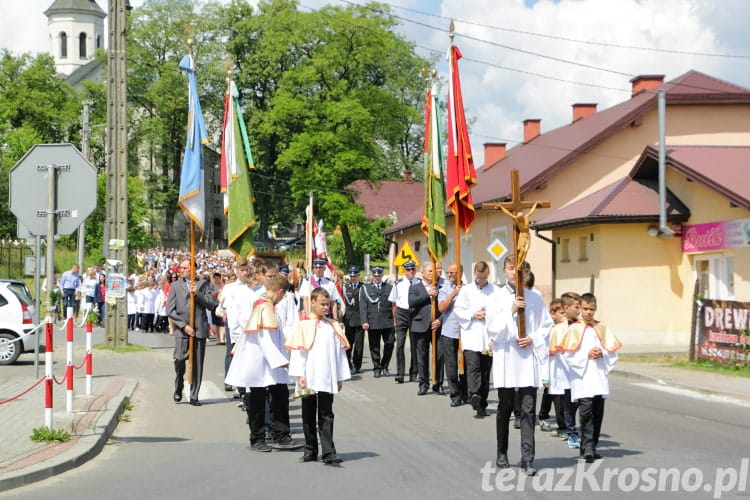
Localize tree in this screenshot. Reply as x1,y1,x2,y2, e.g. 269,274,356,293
0,50,82,239
218,0,428,263
127,0,224,242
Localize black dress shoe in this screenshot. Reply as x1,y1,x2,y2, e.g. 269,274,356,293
173,391,182,403
373,369,381,378
583,454,595,463
417,389,428,396
450,400,461,407
322,454,343,465
521,461,537,476
470,394,481,412
408,375,416,382
394,377,404,384
382,368,390,376
496,453,509,468
189,399,202,406
299,454,317,463
475,408,489,418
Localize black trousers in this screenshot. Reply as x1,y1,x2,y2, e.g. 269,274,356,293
552,393,567,431
464,350,492,408
301,391,336,459
578,395,605,456
412,330,431,392
247,384,291,444
538,387,552,420
432,329,444,389
563,389,579,435
345,325,364,371
174,334,206,401
441,336,468,403
394,308,411,378
496,387,537,463
367,328,394,371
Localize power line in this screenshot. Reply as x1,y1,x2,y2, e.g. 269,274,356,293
334,0,747,96
379,0,750,60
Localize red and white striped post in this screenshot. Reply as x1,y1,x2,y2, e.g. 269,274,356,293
44,318,54,428
85,320,93,395
66,312,74,413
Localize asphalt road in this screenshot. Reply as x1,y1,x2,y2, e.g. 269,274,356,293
5,332,750,500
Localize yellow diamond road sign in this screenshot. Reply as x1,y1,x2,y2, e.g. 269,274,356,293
487,238,508,262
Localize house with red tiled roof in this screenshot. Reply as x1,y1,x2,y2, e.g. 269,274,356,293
348,177,424,223
385,70,750,351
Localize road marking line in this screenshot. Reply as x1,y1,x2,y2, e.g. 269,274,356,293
632,382,750,408
337,386,374,402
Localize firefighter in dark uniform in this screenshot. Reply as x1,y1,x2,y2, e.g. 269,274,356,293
343,266,365,374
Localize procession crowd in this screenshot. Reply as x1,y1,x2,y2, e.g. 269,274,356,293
150,248,622,473
50,247,622,471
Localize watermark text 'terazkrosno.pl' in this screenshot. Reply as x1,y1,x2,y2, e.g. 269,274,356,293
480,458,749,498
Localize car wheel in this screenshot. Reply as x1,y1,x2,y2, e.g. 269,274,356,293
0,332,21,365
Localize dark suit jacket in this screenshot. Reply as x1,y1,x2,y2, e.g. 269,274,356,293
359,281,393,330
408,281,434,333
342,283,362,327
166,278,218,339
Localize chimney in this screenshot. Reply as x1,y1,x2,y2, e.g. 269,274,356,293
483,142,506,168
630,74,665,97
403,170,413,183
572,103,597,122
523,119,541,143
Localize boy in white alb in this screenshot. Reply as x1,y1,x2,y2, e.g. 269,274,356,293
556,293,621,463
225,276,302,452
286,287,351,465
486,256,553,476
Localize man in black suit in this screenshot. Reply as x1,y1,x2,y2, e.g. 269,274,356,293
167,259,219,406
408,262,441,396
342,266,364,374
359,266,394,378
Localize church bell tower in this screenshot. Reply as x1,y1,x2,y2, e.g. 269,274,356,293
44,0,106,76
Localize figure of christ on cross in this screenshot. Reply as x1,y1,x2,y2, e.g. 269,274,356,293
483,169,550,338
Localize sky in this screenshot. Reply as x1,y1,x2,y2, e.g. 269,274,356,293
3,0,750,166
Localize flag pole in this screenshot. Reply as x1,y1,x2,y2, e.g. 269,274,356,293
188,220,195,384
448,22,466,375
304,191,314,318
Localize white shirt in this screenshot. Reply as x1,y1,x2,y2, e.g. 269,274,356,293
565,325,618,401
487,285,553,388
388,277,414,310
453,281,499,352
299,275,339,303
225,308,289,388
223,282,255,344
288,321,351,393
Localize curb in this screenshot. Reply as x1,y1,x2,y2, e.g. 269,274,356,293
0,378,138,493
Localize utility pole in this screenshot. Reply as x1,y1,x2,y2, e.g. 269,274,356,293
105,0,130,347
77,101,91,272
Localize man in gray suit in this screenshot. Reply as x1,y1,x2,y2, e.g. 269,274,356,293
167,259,219,406
408,262,440,396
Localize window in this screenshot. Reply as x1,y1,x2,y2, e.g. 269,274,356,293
560,238,570,263
694,254,734,300
59,32,67,58
96,35,101,49
79,33,87,58
578,235,588,261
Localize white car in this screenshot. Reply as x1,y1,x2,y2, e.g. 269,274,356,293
0,282,36,365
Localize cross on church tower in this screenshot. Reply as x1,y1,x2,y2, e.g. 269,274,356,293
484,169,550,338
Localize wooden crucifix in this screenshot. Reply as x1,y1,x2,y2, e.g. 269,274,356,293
484,169,550,338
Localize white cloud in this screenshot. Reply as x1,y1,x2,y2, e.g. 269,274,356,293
2,0,749,166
